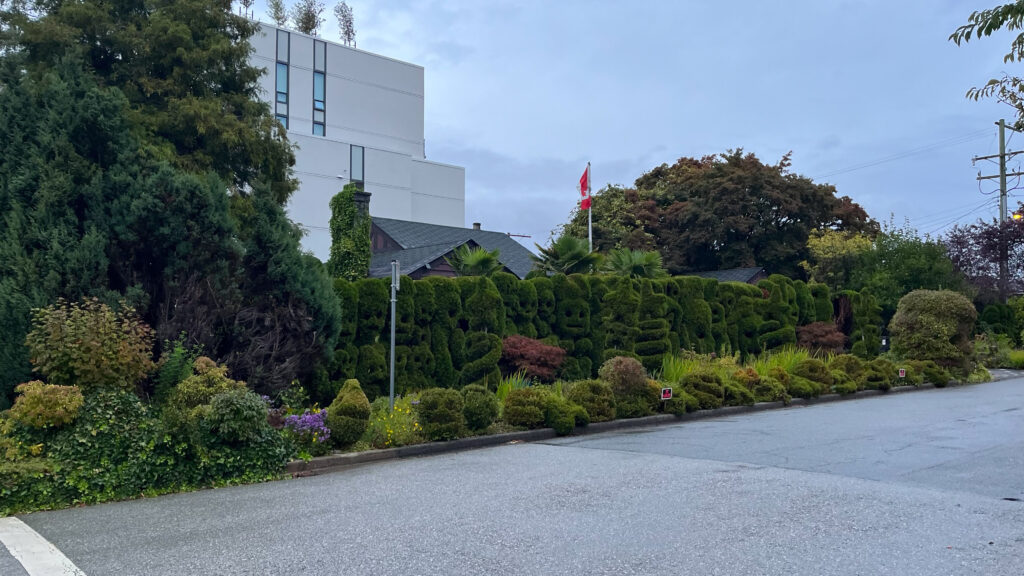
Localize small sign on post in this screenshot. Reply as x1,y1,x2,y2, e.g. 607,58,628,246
898,368,906,379
661,387,673,401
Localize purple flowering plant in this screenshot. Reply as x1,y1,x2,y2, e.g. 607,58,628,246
283,408,331,459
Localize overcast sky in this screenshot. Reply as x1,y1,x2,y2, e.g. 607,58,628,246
253,0,1020,251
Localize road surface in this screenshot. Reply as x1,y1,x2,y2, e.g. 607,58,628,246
4,376,1024,575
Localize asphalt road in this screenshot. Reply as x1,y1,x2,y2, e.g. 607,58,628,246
10,377,1024,575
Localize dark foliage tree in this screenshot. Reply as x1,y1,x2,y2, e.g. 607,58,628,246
945,210,1024,303
559,151,875,277
0,0,339,403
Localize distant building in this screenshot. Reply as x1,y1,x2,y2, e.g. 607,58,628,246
691,267,767,284
249,23,465,260
369,218,535,279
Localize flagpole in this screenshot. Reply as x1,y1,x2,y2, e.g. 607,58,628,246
587,162,593,253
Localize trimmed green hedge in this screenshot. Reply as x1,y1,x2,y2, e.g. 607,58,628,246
328,274,849,395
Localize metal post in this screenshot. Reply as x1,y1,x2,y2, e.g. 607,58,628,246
389,260,398,411
1000,119,1009,301
587,162,593,253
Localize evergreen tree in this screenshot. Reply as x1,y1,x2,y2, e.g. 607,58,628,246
0,1,340,402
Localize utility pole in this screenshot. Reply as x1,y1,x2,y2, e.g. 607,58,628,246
975,119,1024,301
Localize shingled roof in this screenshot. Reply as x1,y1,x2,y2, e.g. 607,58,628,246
368,218,535,279
690,267,766,284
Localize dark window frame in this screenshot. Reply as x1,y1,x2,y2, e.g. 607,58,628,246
276,29,290,127
313,40,326,136
350,145,364,184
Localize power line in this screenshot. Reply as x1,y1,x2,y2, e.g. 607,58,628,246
924,198,996,236
812,128,992,180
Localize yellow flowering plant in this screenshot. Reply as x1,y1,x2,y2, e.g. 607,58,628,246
363,395,423,449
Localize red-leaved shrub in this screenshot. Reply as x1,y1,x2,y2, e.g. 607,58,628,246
499,335,566,382
796,322,847,355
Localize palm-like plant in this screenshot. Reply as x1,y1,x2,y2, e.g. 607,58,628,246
531,236,603,275
604,248,669,279
445,244,503,277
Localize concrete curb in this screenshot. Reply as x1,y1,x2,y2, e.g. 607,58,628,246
286,379,977,477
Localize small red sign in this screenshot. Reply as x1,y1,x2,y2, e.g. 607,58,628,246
661,387,673,400
898,368,906,378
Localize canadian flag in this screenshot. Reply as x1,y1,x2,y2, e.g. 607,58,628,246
578,163,592,210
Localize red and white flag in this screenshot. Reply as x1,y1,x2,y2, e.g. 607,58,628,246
578,163,592,210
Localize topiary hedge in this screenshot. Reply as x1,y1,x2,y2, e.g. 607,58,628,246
890,289,977,376
461,384,499,431
416,388,465,441
327,273,851,400
326,379,371,447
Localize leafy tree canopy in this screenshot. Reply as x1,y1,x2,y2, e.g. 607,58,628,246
950,2,1024,127
558,150,876,277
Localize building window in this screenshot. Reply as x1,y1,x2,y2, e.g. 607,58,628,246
313,72,325,110
313,41,326,137
314,40,326,72
351,145,364,184
277,29,290,61
276,63,288,103
276,30,290,127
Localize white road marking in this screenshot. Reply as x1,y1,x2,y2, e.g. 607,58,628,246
0,517,86,576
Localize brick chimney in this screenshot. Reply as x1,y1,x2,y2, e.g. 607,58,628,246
472,222,481,230
353,190,371,219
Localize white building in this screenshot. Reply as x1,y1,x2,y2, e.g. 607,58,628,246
249,23,466,260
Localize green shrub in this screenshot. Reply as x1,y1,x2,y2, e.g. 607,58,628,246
907,360,951,387
48,389,168,501
167,357,246,411
363,396,423,449
25,298,155,393
1,458,75,516
752,375,788,403
861,358,897,391
205,388,271,445
831,370,858,395
544,393,588,436
8,381,83,429
1007,350,1024,370
599,356,648,396
889,289,977,375
680,370,724,410
787,375,822,399
828,354,865,381
661,388,700,414
503,387,548,429
565,380,616,422
967,366,992,383
461,384,499,432
896,362,925,386
791,358,833,388
325,379,371,447
730,367,760,389
417,388,465,441
600,356,655,417
154,335,200,403
722,382,755,406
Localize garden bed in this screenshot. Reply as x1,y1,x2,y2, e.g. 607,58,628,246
287,382,943,477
